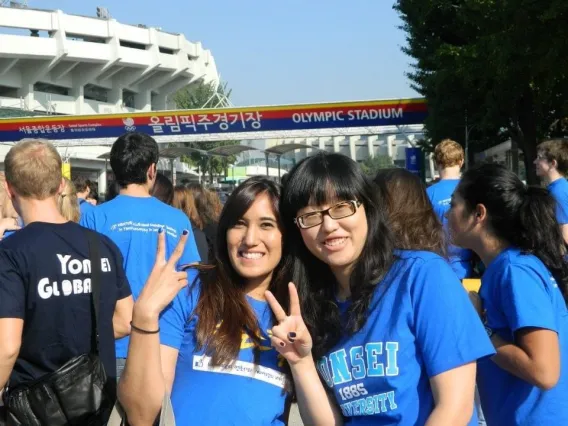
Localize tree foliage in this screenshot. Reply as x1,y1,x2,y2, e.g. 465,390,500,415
173,81,239,183
395,0,568,183
360,155,394,176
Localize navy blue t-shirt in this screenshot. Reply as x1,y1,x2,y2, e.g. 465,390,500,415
0,221,131,387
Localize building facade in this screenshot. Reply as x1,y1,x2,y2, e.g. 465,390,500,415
0,4,218,194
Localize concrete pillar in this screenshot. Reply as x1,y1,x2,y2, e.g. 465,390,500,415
367,135,378,159
171,158,177,185
154,93,167,111
387,135,396,160
349,136,358,161
109,85,123,111
71,86,84,115
306,137,318,157
97,167,107,200
135,90,152,111
17,84,34,111
333,136,343,153
318,137,326,151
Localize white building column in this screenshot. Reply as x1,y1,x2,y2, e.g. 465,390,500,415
306,137,318,158
333,136,343,153
387,135,396,159
349,136,358,161
367,135,378,158
153,94,167,111
97,167,107,199
135,91,152,111
318,137,326,151
71,86,84,114
109,84,123,111
17,84,34,111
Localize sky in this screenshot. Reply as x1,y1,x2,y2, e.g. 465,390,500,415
22,0,418,106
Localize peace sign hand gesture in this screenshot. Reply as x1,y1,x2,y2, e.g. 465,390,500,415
265,282,313,365
134,229,190,321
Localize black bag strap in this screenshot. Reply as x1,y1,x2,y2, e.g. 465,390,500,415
85,229,102,355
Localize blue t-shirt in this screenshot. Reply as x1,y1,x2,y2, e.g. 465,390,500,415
78,198,95,217
0,222,131,388
426,179,473,279
548,178,568,225
477,248,568,425
160,274,290,426
80,194,200,358
316,250,494,425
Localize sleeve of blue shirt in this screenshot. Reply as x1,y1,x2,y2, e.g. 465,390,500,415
0,249,25,319
178,216,201,265
498,264,558,333
411,257,495,378
556,201,568,225
79,207,96,230
109,241,132,300
159,270,200,350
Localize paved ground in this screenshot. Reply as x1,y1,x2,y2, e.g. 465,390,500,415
289,404,304,426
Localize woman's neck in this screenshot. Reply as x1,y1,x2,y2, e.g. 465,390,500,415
472,233,510,267
245,273,273,301
332,266,352,302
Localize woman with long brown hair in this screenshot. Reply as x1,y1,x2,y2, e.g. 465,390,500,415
374,168,446,257
119,176,293,425
173,186,210,262
185,183,221,253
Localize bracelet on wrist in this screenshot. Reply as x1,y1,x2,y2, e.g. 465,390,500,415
130,321,160,335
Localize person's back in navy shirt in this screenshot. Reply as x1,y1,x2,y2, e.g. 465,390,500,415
0,222,132,387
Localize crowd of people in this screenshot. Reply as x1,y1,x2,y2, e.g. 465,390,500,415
0,133,567,426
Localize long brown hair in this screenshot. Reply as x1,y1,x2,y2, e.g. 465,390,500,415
173,186,198,226
185,183,221,229
190,177,290,367
374,168,447,257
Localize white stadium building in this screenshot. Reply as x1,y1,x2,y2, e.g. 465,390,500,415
0,2,219,194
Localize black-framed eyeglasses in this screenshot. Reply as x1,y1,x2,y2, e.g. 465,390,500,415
294,200,362,229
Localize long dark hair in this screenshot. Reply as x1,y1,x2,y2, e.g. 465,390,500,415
280,152,395,358
374,168,446,257
151,173,174,205
457,164,568,300
192,177,290,366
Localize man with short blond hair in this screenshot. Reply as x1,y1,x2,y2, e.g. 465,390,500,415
427,139,473,279
0,139,133,408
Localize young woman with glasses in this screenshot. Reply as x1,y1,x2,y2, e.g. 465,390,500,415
265,152,494,426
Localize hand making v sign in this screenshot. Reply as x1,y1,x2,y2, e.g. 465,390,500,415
265,282,313,365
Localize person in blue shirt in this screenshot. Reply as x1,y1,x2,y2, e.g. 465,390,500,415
73,175,95,217
534,138,568,245
446,163,568,425
426,139,474,279
80,132,200,378
268,152,494,426
118,177,293,426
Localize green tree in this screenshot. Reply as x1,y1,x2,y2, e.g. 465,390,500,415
395,0,568,183
360,155,394,176
173,81,239,183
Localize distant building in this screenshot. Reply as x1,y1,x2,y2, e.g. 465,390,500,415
0,4,218,194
